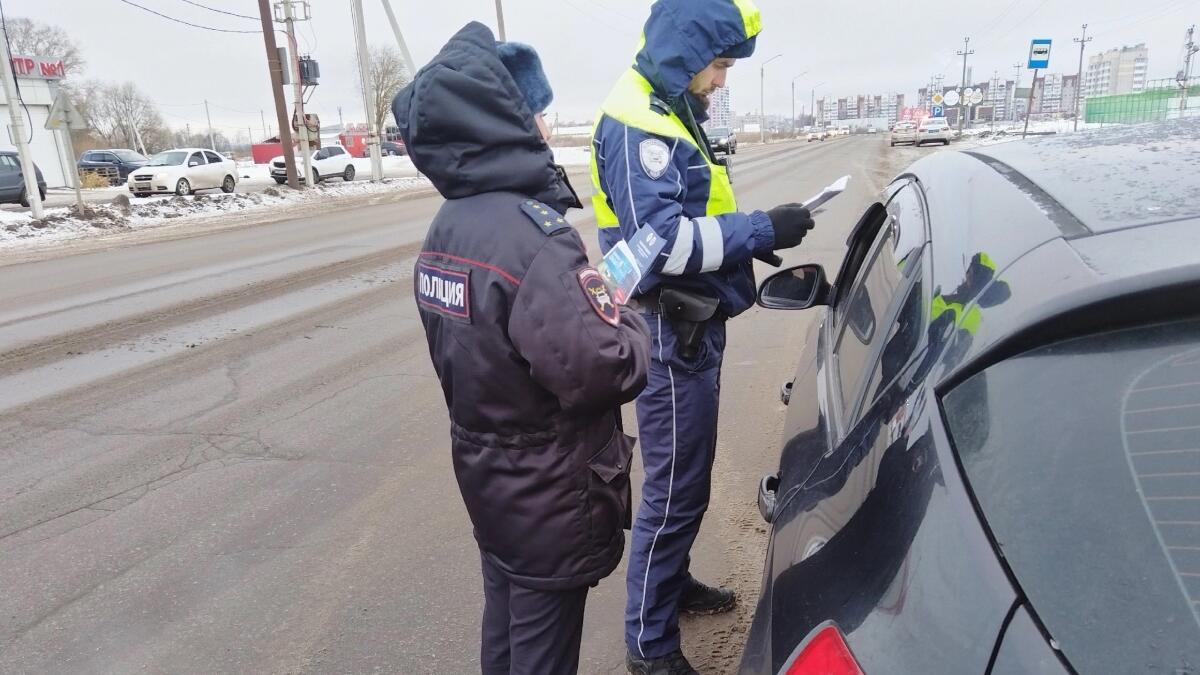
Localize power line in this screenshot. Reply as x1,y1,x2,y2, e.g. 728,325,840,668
116,0,259,34
176,0,257,22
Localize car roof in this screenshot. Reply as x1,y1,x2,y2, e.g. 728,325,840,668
905,121,1200,388
967,117,1200,235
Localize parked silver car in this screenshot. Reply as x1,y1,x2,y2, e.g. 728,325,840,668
890,122,918,146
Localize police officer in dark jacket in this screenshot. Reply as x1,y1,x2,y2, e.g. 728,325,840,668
392,22,652,675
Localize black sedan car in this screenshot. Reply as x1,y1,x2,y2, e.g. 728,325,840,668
78,148,148,184
740,118,1200,674
0,151,47,207
708,126,737,155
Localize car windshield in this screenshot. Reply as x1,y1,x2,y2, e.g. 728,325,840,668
710,127,731,137
146,151,188,167
112,150,147,163
944,318,1200,674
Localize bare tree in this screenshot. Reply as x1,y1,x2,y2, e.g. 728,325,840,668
368,46,409,134
3,17,86,76
76,81,170,153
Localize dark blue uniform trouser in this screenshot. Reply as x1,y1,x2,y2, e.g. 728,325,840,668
625,313,726,659
481,553,589,674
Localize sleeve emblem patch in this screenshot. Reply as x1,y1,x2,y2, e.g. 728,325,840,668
577,268,620,326
638,138,671,180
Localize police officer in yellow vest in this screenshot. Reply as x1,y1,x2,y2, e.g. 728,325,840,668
589,2,815,672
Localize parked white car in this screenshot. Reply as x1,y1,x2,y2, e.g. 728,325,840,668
128,148,238,197
270,144,356,185
916,118,953,146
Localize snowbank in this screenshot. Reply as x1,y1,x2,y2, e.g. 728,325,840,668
1,177,433,250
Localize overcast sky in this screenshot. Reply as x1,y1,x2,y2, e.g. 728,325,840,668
7,0,1195,140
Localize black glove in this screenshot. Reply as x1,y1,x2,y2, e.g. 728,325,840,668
766,203,814,250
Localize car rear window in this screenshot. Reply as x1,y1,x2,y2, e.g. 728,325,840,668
943,318,1200,674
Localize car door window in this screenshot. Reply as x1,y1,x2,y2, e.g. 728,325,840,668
0,155,18,172
831,185,929,429
203,151,222,164
188,152,206,167
327,147,343,157
98,153,117,163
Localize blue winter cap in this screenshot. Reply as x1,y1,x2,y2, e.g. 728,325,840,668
496,42,554,114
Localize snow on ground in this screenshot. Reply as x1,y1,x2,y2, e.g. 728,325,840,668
552,146,592,166
0,177,433,250
1,146,592,251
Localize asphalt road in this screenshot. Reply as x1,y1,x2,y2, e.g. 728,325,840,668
0,135,916,674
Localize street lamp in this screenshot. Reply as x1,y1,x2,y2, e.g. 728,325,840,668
791,71,809,136
760,53,782,144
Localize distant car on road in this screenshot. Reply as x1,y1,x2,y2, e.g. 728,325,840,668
0,151,46,207
127,148,238,197
359,141,406,158
806,130,827,142
916,117,952,146
78,149,148,184
707,126,737,155
867,126,878,134
740,119,1200,675
271,144,356,184
890,121,918,146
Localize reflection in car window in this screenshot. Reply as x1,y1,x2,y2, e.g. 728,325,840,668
886,184,926,273
834,224,905,425
0,155,19,171
147,151,188,167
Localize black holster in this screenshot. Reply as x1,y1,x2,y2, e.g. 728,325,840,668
658,288,720,360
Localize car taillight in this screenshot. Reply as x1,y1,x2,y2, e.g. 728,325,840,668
783,624,864,675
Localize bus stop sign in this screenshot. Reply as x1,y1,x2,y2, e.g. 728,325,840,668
1028,39,1052,69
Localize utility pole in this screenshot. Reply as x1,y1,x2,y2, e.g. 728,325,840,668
494,0,506,41
957,37,974,133
1012,63,1023,121
204,99,217,150
352,0,383,181
1073,24,1093,131
259,0,297,188
261,109,268,138
379,0,416,77
280,0,313,187
760,53,782,144
0,32,44,218
1180,25,1198,113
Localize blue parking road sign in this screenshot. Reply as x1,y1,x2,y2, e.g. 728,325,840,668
932,105,944,118
1028,39,1052,69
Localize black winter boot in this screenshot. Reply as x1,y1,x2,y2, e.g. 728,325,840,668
678,577,737,615
626,649,699,675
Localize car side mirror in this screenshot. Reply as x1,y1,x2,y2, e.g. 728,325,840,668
757,264,831,310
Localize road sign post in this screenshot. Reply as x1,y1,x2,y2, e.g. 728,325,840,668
45,93,89,212
1022,68,1039,139
1023,39,1051,140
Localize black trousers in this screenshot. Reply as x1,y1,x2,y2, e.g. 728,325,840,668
480,553,589,675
